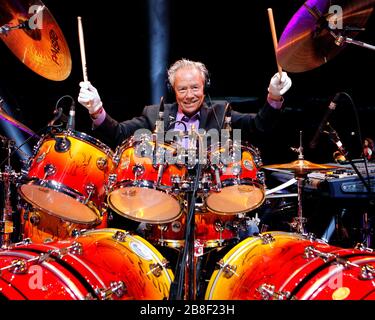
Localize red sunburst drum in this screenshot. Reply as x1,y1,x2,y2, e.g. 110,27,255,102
0,228,173,300
18,130,114,225
205,231,375,300
145,211,241,248
107,136,187,224
205,142,265,215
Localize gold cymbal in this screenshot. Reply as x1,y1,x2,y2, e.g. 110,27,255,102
0,107,37,136
262,159,339,174
276,0,375,73
0,0,71,81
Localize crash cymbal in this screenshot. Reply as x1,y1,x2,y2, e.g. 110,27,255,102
262,159,339,174
0,107,37,136
277,0,375,72
0,0,71,81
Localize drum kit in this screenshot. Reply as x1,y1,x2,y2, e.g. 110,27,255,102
0,0,375,300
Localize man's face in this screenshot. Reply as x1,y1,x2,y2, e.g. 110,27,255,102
173,67,205,116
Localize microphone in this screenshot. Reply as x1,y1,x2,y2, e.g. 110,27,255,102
309,93,341,149
154,96,164,133
66,101,75,130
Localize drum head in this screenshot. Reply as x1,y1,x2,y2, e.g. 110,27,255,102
19,185,99,224
107,187,182,224
205,183,265,215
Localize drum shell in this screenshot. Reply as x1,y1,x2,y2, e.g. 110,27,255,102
0,228,173,300
205,231,375,300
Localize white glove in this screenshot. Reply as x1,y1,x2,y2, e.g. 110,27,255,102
268,72,292,97
78,81,103,114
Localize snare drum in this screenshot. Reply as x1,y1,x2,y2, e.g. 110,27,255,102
18,130,114,225
0,228,173,300
205,231,375,300
205,142,265,215
145,211,240,248
107,136,187,224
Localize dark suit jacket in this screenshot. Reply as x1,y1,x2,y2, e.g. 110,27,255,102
94,100,283,150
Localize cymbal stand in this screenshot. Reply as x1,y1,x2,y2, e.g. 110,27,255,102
330,28,375,51
290,131,307,234
0,139,17,249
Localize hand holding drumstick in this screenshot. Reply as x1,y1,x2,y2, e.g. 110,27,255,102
77,17,104,118
267,8,292,101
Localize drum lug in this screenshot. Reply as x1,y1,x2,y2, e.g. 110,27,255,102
7,259,29,274
354,243,373,253
29,211,41,225
112,230,130,242
54,137,71,153
149,259,169,277
359,265,375,280
217,259,237,279
96,157,108,171
44,163,56,177
133,163,145,177
85,183,96,199
96,281,127,300
259,233,275,245
257,283,293,300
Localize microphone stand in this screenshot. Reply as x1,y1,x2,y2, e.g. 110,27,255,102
169,126,201,300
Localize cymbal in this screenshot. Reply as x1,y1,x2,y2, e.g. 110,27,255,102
276,0,375,72
0,107,37,137
0,0,71,81
262,159,339,174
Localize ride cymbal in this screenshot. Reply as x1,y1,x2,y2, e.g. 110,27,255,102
0,0,71,81
262,159,339,175
276,0,375,72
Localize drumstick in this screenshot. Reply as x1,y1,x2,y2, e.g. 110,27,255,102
77,16,89,82
267,8,283,80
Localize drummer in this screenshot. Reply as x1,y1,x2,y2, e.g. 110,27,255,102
78,58,292,232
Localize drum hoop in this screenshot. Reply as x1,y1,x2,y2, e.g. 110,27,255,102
205,179,266,215
115,136,177,155
18,180,99,225
0,250,85,299
110,179,176,191
107,193,184,224
42,130,114,156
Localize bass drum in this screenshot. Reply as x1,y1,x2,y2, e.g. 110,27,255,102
0,228,173,300
205,231,375,300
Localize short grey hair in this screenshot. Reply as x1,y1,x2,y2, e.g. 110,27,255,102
167,58,209,88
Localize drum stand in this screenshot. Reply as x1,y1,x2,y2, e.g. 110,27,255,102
0,139,17,249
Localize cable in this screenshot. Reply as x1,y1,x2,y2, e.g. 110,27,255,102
205,92,222,130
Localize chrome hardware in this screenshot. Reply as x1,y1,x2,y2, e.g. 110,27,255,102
354,243,374,253
360,265,375,280
44,164,56,177
259,233,275,245
133,164,145,177
29,212,41,225
85,183,96,199
217,259,237,279
257,283,293,300
54,137,71,152
214,220,224,233
112,230,128,242
96,157,108,171
96,281,126,300
149,259,169,277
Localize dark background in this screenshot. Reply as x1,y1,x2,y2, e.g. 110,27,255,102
0,0,374,166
